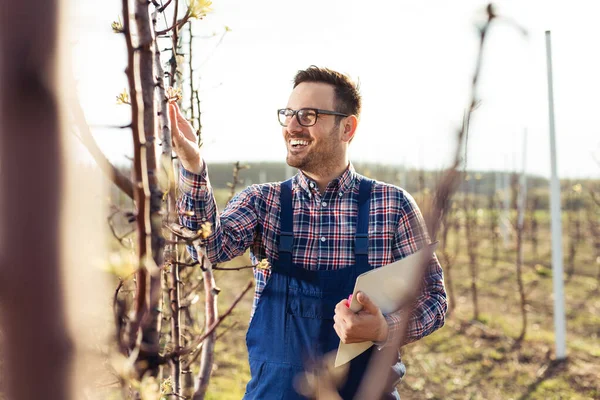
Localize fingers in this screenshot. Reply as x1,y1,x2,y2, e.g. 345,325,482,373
168,103,183,147
335,293,385,343
170,101,197,141
173,102,188,123
333,318,346,343
356,291,379,315
335,299,353,319
168,103,178,132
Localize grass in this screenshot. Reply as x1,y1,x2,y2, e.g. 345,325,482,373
395,229,599,400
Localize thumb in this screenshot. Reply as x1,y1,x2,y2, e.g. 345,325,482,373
173,101,188,123
171,102,197,141
168,104,183,145
356,292,379,314
168,103,178,131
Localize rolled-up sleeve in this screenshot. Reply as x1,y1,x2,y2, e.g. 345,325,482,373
177,163,260,264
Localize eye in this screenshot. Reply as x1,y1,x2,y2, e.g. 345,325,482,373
298,109,316,125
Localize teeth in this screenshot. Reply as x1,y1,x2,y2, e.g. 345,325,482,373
290,139,309,146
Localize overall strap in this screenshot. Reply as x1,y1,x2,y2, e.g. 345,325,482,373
355,178,373,267
278,178,294,267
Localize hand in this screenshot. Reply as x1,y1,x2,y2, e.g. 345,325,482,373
168,102,203,174
333,291,389,344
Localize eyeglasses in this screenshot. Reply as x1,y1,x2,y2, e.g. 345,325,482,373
277,108,348,127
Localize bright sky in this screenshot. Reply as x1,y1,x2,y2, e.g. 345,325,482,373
69,0,600,179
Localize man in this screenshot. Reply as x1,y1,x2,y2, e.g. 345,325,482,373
171,66,447,399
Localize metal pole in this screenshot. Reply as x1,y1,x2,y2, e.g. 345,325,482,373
545,30,567,360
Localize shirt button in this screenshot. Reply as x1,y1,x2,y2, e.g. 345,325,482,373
309,182,315,188
320,237,326,242
322,201,327,207
338,192,343,197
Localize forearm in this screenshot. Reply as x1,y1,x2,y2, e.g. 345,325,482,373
177,164,256,263
380,190,447,347
376,256,447,348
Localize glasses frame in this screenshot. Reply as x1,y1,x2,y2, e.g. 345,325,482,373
277,107,349,127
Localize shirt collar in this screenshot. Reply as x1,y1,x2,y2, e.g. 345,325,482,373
294,163,357,196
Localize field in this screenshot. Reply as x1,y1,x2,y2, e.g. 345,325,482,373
200,189,600,400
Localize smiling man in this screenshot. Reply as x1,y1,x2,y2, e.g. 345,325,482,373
171,66,447,399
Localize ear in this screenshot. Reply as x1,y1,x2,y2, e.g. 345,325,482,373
341,115,358,143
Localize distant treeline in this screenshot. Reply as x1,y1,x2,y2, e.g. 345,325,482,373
195,161,554,193
108,161,598,211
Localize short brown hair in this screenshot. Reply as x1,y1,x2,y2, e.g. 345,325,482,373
293,66,361,119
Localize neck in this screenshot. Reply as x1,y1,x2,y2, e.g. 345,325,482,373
302,161,349,194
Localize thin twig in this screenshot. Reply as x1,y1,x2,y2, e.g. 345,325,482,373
165,222,210,243
168,0,180,86
172,259,259,271
213,265,255,271
156,11,191,36
184,322,240,370
227,161,249,202
159,280,253,363
158,0,173,12
188,22,196,127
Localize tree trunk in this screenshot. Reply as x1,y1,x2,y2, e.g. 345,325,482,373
135,0,164,376
0,0,72,398
153,6,184,393
121,0,149,356
193,255,219,400
528,197,539,259
515,180,527,341
464,195,479,321
488,194,499,268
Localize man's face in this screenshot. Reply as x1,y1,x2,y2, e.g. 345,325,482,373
282,82,345,175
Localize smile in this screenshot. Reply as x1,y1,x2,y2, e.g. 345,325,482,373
289,139,309,148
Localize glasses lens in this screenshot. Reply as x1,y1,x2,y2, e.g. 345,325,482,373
278,109,291,126
297,109,316,126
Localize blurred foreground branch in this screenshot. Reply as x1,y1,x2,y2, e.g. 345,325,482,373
0,0,73,399
356,5,510,399
70,100,134,200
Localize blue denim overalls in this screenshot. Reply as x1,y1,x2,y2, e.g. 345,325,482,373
244,178,402,399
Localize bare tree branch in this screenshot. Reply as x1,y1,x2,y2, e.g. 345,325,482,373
227,161,249,202
192,255,219,399
158,0,173,12
121,0,150,357
168,0,181,86
156,10,191,36
356,5,503,399
159,280,253,363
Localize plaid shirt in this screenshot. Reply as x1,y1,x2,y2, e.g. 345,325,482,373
178,162,447,346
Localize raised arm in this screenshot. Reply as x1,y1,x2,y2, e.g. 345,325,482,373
170,102,260,263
